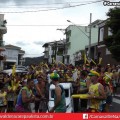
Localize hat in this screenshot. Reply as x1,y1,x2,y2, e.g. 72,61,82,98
88,70,100,77
50,73,60,80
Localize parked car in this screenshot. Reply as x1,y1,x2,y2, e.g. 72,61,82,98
16,65,27,71
48,83,74,113
2,69,27,76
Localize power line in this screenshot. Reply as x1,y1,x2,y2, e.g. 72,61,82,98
6,24,88,27
0,1,102,7
25,54,44,55
0,0,104,13
6,25,68,26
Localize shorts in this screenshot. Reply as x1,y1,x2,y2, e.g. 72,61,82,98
106,95,112,104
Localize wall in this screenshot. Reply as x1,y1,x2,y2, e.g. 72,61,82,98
66,25,98,65
98,23,120,65
98,46,120,65
2,49,19,65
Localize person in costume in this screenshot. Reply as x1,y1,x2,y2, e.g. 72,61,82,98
15,79,35,112
78,70,89,112
87,70,106,112
49,73,66,113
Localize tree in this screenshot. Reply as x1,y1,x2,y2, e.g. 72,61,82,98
104,7,120,61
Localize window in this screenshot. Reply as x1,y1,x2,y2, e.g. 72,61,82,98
106,48,111,55
99,27,104,42
51,89,69,98
108,27,112,36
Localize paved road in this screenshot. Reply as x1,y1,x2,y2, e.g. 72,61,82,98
110,87,120,112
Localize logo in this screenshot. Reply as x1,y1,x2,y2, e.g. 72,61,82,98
103,1,120,6
83,114,88,119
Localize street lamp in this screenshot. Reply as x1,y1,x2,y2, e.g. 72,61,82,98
67,13,92,59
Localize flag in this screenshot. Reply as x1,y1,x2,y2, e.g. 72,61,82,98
86,59,90,65
58,61,66,68
98,57,102,64
52,57,56,64
84,53,87,64
12,64,16,77
31,65,35,70
91,59,96,65
44,63,49,69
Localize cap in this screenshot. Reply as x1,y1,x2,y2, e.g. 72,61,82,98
88,70,100,77
50,73,60,80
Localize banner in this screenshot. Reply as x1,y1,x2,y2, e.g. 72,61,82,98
0,113,120,120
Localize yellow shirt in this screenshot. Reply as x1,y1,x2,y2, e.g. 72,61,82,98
0,91,7,106
89,83,101,110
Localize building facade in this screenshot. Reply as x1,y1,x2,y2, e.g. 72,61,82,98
0,14,7,70
2,45,25,69
64,24,98,65
97,20,120,65
43,40,65,64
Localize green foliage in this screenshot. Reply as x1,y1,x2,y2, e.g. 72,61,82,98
105,7,120,62
24,56,44,66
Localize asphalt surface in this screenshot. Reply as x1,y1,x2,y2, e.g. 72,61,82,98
110,87,120,112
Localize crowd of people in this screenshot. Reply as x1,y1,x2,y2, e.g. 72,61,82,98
0,62,120,113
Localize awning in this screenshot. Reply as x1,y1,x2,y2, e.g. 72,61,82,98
5,59,16,62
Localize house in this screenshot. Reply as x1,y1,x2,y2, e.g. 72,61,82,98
0,14,7,70
97,20,120,65
42,40,65,64
64,21,99,65
2,44,25,69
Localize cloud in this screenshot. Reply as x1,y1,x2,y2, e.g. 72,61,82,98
0,0,64,5
33,41,45,45
2,0,113,58
16,41,30,46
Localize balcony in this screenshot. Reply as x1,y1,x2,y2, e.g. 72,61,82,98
0,40,5,47
0,55,6,61
0,26,7,34
0,20,7,34
0,41,5,51
19,58,25,62
44,54,49,58
57,51,63,56
65,30,71,36
45,47,49,51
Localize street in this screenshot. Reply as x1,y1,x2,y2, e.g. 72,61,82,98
110,87,120,112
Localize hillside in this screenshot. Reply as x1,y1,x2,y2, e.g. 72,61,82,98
24,56,44,66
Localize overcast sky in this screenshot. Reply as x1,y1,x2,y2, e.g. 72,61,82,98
0,0,116,57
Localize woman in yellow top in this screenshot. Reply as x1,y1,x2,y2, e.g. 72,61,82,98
0,86,7,113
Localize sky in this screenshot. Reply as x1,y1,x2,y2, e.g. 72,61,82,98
0,0,116,57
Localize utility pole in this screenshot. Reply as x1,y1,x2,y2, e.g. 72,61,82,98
88,13,92,59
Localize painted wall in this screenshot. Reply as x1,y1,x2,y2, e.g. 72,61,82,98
66,25,98,65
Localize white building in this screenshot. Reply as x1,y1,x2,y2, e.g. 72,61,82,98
2,44,25,69
42,40,65,64
64,20,102,65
